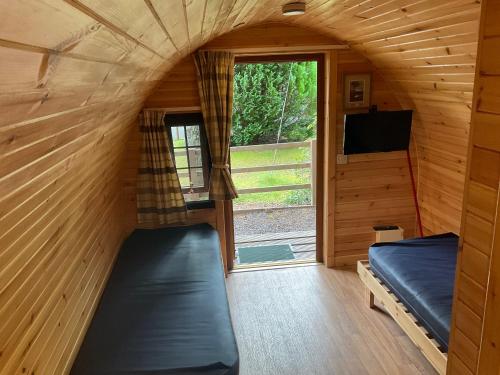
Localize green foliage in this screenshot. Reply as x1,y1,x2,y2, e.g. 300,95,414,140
232,61,317,146
284,189,312,206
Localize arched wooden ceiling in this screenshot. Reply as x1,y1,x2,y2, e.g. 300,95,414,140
1,0,480,235
1,0,480,120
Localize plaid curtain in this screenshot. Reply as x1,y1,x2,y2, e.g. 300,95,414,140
136,110,186,226
193,50,238,200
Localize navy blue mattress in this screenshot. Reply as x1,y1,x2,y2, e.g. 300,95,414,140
71,224,239,375
368,233,458,351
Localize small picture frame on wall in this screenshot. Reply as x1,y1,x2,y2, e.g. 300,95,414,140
344,73,371,110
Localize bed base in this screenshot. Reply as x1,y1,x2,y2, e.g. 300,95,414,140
357,261,447,375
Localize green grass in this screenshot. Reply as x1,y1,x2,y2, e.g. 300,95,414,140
233,189,311,206
230,146,313,207
174,154,188,168
231,147,311,167
232,169,310,189
173,139,185,147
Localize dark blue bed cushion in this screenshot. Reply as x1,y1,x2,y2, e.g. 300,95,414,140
71,223,239,375
368,233,458,351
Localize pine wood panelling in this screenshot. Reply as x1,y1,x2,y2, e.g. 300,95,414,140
143,56,200,109
448,0,500,373
333,51,416,266
0,1,254,374
143,23,343,108
262,0,481,235
1,0,280,372
203,22,343,49
73,0,175,57
0,112,137,375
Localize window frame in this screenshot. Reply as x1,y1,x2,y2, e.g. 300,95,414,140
164,113,211,196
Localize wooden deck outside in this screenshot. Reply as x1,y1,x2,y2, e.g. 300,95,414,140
234,229,316,265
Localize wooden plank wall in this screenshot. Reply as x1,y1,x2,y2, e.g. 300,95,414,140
0,2,164,374
448,0,500,374
333,51,417,266
143,56,200,109
138,25,417,266
263,0,481,235
0,1,262,374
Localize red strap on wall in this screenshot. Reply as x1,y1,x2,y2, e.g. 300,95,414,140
407,149,424,237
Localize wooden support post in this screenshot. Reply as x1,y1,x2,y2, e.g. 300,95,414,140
311,138,317,205
223,200,235,272
215,201,228,276
366,288,375,309
322,50,337,268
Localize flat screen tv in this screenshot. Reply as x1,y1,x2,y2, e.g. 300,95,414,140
343,110,413,155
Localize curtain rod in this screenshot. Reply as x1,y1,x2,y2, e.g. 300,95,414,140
143,106,201,113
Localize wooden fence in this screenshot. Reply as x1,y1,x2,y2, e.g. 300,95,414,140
178,140,317,202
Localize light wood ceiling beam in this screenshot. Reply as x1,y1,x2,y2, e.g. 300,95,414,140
0,38,129,67
143,0,181,55
62,0,165,58
181,0,192,52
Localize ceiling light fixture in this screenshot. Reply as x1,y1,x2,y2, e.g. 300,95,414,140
282,2,306,16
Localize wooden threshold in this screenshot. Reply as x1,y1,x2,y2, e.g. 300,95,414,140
357,261,447,375
231,259,318,273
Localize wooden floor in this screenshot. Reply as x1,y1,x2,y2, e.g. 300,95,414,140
235,230,317,263
226,264,437,375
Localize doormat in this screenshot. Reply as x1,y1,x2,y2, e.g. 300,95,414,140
237,244,295,264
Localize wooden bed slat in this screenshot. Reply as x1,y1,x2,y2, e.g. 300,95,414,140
357,260,448,375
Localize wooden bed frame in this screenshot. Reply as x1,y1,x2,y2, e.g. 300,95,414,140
357,261,447,375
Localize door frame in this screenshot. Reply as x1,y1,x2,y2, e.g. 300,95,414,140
225,53,326,270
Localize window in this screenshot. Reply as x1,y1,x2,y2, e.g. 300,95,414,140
165,113,211,203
